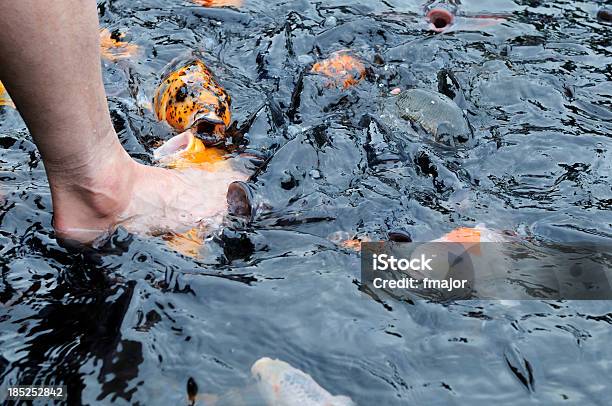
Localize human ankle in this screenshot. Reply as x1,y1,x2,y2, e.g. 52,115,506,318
49,140,137,238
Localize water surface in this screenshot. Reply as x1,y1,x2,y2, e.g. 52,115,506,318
1,0,611,404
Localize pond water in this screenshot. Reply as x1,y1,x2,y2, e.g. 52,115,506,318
1,0,611,404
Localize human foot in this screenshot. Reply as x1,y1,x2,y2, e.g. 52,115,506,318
51,138,245,243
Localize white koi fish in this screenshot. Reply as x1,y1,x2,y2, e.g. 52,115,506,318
251,358,355,406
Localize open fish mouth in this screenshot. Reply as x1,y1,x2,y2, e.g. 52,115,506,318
153,131,196,162
427,8,455,31
191,112,228,145
152,131,226,169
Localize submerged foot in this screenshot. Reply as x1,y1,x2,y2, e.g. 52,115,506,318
51,143,245,244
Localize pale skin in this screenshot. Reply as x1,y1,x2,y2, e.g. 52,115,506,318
0,0,243,242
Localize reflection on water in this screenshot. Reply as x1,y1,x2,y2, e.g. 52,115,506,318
1,0,612,404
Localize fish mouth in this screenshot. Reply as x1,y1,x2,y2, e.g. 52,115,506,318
192,112,227,146
153,131,196,162
427,8,454,32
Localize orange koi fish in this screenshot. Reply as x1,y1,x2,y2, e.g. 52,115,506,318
311,52,366,89
154,60,231,146
434,224,508,255
191,0,243,7
327,231,372,252
99,28,141,61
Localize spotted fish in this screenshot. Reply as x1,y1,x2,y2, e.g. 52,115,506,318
154,60,231,145
251,358,355,406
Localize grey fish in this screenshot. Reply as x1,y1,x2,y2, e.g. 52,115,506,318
395,88,472,146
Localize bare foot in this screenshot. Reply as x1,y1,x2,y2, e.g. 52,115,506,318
120,163,246,236
51,140,245,243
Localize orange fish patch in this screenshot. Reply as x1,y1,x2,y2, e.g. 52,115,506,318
154,60,231,145
311,52,366,89
328,231,371,251
164,227,208,259
0,81,15,108
442,227,482,244
441,227,482,255
155,132,227,170
191,0,243,7
99,28,141,62
341,238,368,251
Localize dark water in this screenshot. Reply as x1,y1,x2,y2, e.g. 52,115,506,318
1,0,612,404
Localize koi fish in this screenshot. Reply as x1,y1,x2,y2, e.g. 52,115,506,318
311,52,366,89
154,60,231,146
99,28,141,61
436,224,508,243
382,225,507,297
432,224,508,257
191,0,243,7
327,231,372,252
395,88,472,146
0,81,15,108
251,357,355,406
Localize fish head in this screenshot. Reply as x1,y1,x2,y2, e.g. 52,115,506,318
251,357,292,402
311,52,366,89
251,357,289,384
154,60,231,146
424,0,458,32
